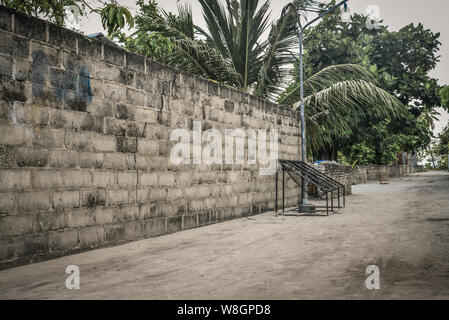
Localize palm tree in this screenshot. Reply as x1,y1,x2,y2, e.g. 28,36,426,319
131,0,406,154
278,64,406,151
133,0,315,100
418,106,440,131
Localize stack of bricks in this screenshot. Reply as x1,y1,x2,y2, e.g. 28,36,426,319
0,6,302,268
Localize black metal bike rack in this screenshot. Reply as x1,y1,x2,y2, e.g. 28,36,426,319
276,160,346,216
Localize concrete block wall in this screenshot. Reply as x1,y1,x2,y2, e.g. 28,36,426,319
316,163,353,196
0,6,301,268
352,165,423,185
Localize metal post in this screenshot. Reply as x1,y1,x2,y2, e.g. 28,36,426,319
275,170,278,214
343,186,346,208
298,0,349,208
282,168,285,213
338,188,340,209
326,193,329,216
331,191,334,212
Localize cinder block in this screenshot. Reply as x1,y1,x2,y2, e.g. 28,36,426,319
103,223,124,243
137,188,150,204
103,46,125,66
116,103,135,120
87,98,114,118
105,117,127,136
0,192,15,214
17,190,51,212
48,149,77,167
51,209,67,231
62,169,92,187
78,152,103,169
0,215,34,236
53,190,79,209
32,169,63,188
198,211,210,226
166,216,182,233
117,170,137,188
66,208,96,228
15,147,48,167
107,189,128,206
126,122,145,138
81,189,106,207
183,214,197,229
78,36,102,60
104,82,126,102
137,139,159,155
158,172,175,186
95,207,116,225
189,199,207,212
0,169,31,190
33,127,64,148
104,152,128,170
167,188,183,201
33,210,53,233
139,203,159,220
47,229,79,252
145,92,163,109
138,172,158,187
0,124,32,146
116,137,137,153
93,171,116,188
123,220,144,240
0,9,12,32
149,187,167,202
14,233,49,259
78,226,104,249
65,131,116,152
143,217,166,237
135,108,158,124
135,154,153,171
0,238,14,262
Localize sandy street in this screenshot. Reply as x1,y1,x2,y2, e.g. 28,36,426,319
0,171,448,300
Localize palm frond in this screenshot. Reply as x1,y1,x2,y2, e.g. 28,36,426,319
161,38,241,86
279,64,377,105
298,79,406,149
253,0,303,99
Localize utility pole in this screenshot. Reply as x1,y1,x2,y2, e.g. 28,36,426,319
298,0,350,211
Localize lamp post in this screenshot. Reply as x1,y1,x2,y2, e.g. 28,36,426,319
298,0,349,209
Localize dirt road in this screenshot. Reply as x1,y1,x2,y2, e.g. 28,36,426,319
1,171,448,299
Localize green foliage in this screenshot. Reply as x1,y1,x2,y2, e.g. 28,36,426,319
1,0,75,25
126,0,316,99
115,30,172,60
437,123,449,156
100,3,134,36
440,86,449,111
347,142,376,166
283,1,443,162
2,0,134,35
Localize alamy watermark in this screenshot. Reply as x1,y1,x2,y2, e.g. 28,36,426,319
65,265,80,290
169,121,278,175
365,265,380,290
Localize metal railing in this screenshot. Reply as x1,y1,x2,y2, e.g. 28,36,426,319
276,160,346,215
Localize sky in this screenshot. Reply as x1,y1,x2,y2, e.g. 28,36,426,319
79,0,449,135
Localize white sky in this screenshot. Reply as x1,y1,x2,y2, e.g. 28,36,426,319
79,0,449,135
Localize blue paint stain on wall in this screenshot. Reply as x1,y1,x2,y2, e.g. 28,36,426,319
79,66,93,102
31,50,93,111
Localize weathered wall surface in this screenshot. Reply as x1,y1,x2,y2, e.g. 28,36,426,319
0,6,301,268
316,163,353,195
352,165,423,185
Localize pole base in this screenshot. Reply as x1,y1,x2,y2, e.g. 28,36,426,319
298,204,316,213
